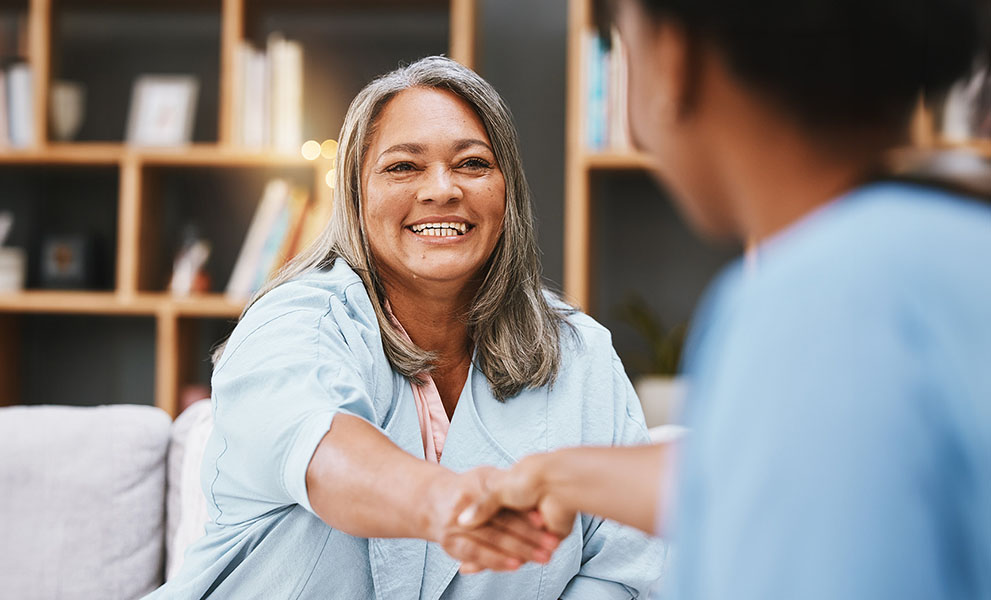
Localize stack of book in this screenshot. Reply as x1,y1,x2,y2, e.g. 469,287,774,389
232,33,304,153
225,178,332,301
584,29,630,151
0,61,34,148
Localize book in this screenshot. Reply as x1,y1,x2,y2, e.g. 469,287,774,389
237,41,268,148
270,186,313,276
608,28,631,150
226,179,291,300
268,33,303,154
0,69,9,147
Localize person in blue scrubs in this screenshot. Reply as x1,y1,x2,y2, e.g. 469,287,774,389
459,1,991,598
147,56,663,599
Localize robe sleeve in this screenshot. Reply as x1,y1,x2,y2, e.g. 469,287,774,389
205,293,380,525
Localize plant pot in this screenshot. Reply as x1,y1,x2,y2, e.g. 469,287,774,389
634,375,686,428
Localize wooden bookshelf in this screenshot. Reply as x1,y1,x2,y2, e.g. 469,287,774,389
564,0,990,311
0,0,478,417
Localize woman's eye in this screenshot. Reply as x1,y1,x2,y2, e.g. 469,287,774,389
386,162,415,173
459,158,491,170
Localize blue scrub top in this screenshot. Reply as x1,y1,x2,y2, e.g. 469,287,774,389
667,182,991,599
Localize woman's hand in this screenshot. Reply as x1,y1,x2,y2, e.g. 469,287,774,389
425,466,563,573
457,455,576,533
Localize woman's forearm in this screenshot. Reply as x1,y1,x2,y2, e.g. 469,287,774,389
305,413,455,541
534,444,668,534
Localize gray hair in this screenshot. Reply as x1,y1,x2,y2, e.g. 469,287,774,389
234,55,569,401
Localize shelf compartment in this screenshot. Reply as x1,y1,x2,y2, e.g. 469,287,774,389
11,312,156,406
51,2,222,143
0,164,119,290
136,164,316,295
240,1,451,146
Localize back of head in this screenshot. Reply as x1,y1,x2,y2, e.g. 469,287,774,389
616,0,990,133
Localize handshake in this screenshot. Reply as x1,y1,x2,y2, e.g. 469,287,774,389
428,453,576,574
426,443,664,573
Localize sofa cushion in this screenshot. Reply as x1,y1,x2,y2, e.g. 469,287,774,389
0,404,171,600
165,398,213,580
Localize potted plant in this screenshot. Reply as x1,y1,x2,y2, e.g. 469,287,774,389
615,295,688,427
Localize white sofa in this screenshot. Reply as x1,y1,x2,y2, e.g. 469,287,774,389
0,401,213,600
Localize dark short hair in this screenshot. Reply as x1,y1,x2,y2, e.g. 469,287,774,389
603,0,990,132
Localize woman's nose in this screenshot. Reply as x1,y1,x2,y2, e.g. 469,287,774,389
416,166,463,204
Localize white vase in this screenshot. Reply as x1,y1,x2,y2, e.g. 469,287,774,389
634,375,686,428
49,81,85,142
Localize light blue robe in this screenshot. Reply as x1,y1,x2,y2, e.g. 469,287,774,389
149,259,664,599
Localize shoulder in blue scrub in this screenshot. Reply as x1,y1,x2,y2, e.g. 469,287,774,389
665,182,991,600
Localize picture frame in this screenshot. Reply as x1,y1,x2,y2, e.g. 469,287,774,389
126,75,199,147
39,233,100,289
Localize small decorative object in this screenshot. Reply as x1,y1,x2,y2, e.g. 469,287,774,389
942,61,991,141
169,224,212,297
615,295,689,427
49,80,86,141
126,75,199,147
0,211,25,292
40,233,99,289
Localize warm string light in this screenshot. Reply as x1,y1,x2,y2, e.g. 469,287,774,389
325,168,336,189
320,139,338,160
300,140,320,161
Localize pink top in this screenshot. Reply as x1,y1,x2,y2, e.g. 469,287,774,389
385,305,451,463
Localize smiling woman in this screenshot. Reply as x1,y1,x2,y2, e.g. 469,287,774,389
147,56,664,599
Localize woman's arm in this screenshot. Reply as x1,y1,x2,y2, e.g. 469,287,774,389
306,413,562,570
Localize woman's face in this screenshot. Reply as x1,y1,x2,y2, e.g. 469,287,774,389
361,87,506,294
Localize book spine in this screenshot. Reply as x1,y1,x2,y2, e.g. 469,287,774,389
609,29,631,150
0,70,9,148
251,200,291,293
226,179,290,300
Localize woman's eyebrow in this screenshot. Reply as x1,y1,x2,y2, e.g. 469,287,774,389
453,138,493,153
378,142,426,160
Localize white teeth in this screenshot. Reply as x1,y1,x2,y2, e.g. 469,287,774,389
410,222,469,236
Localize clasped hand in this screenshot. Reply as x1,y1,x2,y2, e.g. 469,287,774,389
432,456,573,575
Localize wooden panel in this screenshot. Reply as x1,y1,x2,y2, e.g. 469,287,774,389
219,0,245,146
449,0,476,69
586,150,654,171
0,291,243,316
0,291,158,314
0,143,122,164
28,0,51,145
0,316,20,405
117,157,141,297
563,0,592,309
155,309,179,417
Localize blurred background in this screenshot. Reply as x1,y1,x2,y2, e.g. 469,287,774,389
0,0,986,422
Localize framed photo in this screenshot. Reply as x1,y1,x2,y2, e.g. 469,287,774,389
39,234,100,289
126,75,199,147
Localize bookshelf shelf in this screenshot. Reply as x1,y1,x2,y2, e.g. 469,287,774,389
0,290,244,317
938,137,991,158
0,0,478,416
0,143,326,167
